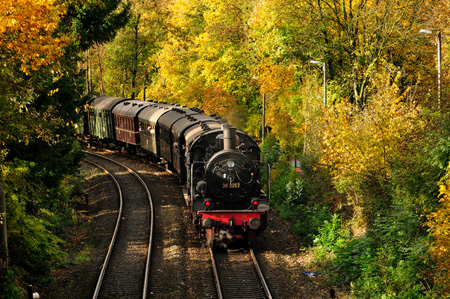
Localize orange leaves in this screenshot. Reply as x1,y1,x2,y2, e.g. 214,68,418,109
0,0,70,74
200,85,237,115
255,61,295,94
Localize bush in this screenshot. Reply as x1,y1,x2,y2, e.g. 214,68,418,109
285,178,310,207
326,204,433,298
2,268,26,299
291,203,332,244
313,214,349,253
1,159,78,287
269,162,293,208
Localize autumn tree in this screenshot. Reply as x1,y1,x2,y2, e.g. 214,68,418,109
250,0,436,109
1,0,130,294
89,0,165,99
321,62,424,222
0,0,71,291
149,0,261,129
150,0,206,105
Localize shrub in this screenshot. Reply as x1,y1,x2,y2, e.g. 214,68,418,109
285,178,310,207
313,214,349,253
291,203,332,244
1,268,26,299
327,204,433,298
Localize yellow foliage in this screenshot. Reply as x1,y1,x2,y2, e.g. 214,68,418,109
428,163,450,296
321,63,423,194
256,60,295,94
0,0,70,75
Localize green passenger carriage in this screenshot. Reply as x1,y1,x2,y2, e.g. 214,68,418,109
88,96,126,142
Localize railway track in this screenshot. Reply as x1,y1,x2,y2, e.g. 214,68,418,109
210,247,273,299
84,152,154,299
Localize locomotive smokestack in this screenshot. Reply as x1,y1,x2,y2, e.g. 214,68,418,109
223,124,237,150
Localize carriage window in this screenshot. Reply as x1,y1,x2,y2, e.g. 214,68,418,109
148,125,155,135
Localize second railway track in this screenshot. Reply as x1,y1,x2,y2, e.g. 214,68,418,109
85,152,154,299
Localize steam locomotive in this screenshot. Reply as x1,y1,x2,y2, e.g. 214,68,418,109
81,96,270,247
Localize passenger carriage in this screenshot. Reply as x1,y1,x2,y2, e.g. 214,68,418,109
87,96,126,145
112,100,150,153
138,102,172,159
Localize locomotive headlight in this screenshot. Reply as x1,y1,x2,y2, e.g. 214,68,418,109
227,160,235,168
249,217,262,230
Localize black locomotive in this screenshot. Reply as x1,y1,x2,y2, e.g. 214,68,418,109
81,95,270,247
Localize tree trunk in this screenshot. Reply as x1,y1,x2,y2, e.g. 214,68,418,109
0,176,8,269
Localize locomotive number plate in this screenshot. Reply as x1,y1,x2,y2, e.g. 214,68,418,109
223,182,240,188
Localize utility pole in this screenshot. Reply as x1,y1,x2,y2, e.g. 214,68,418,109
310,60,327,108
437,30,442,109
251,77,266,144
262,93,265,144
420,29,442,109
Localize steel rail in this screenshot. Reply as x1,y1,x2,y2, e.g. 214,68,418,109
250,248,273,299
209,247,224,299
83,158,123,299
85,152,154,299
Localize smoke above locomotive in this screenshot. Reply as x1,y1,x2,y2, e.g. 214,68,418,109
82,96,270,248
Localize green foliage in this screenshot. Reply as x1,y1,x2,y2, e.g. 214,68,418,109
269,164,292,208
291,203,332,244
427,117,450,178
261,134,281,167
285,178,310,207
2,160,74,284
2,268,26,299
100,0,165,98
313,214,349,254
268,154,335,244
62,0,131,51
322,201,433,298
